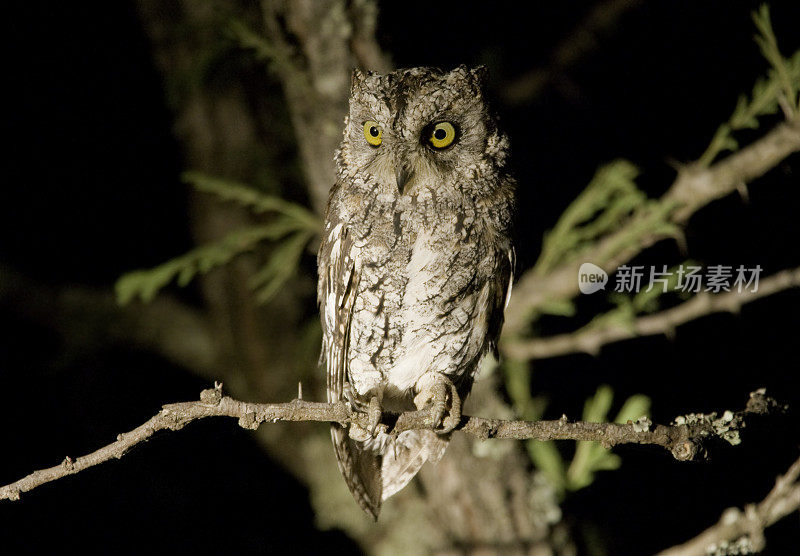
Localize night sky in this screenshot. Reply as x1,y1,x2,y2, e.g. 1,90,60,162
2,1,799,554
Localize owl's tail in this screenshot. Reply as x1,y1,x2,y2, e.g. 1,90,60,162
331,424,449,519
380,429,448,500
330,423,383,519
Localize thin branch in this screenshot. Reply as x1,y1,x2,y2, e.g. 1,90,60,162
258,0,390,216
0,264,220,379
503,118,800,339
502,0,642,105
0,386,782,502
347,0,392,73
657,454,800,556
505,266,800,360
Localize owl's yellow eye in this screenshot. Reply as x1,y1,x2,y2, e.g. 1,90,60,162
363,121,382,146
428,121,456,149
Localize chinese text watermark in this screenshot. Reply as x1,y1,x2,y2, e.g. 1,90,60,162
578,264,762,294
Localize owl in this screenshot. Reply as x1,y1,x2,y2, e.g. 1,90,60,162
317,65,515,519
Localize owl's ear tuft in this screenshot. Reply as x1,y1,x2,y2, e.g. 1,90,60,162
470,65,488,86
450,65,470,79
351,68,367,91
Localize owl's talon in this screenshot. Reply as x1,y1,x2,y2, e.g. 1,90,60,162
416,374,462,434
367,396,382,436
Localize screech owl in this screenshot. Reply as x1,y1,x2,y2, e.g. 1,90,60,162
317,65,515,519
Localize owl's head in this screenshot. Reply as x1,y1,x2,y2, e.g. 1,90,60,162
337,66,509,197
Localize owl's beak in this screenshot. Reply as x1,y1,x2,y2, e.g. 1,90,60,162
395,164,413,194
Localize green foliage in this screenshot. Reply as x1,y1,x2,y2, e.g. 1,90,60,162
227,19,281,64
226,18,311,93
575,262,691,336
116,172,320,305
184,171,320,230
526,385,651,497
535,298,577,318
623,263,684,313
226,19,293,77
698,5,800,166
566,386,650,492
249,228,315,303
504,359,547,423
502,360,564,491
532,160,681,317
752,5,799,115
503,360,650,495
117,224,295,304
535,160,644,275
527,440,567,494
594,199,681,262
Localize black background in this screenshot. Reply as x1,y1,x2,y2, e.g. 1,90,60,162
2,1,799,554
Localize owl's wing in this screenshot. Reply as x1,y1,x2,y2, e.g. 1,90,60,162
318,205,383,520
487,244,515,359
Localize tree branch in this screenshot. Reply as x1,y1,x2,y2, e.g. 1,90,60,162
0,264,220,379
258,0,389,215
0,385,782,502
505,266,800,360
503,118,800,340
503,0,642,105
657,453,800,556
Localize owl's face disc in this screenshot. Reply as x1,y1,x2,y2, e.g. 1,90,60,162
338,66,504,199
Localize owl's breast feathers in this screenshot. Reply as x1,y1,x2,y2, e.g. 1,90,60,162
320,181,513,402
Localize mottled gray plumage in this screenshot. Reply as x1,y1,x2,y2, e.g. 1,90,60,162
317,66,515,519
